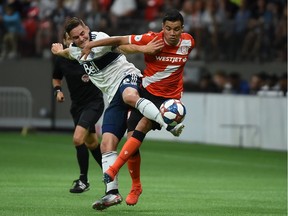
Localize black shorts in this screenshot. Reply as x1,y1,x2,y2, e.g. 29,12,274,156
70,98,105,133
127,88,169,132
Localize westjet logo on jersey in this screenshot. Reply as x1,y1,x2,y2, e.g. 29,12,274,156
155,56,187,63
82,61,100,75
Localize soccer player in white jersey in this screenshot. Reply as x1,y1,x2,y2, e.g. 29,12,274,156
51,17,184,210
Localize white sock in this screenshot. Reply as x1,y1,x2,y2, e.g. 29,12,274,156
102,151,119,193
135,98,167,128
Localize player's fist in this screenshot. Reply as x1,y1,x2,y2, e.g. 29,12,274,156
51,43,64,55
56,91,65,102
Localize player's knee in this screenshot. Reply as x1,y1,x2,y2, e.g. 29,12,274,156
73,134,85,146
84,133,99,149
86,140,98,150
100,135,119,153
122,89,139,107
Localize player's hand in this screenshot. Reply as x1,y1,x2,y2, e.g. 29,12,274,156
56,92,65,102
144,36,164,55
80,43,92,60
51,43,64,55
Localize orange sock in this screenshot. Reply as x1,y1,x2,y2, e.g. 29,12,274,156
127,151,141,185
109,137,142,179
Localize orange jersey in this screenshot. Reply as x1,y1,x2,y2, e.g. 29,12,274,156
129,31,195,99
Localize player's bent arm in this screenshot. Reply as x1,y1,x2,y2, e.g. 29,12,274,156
51,43,73,59
81,36,130,59
116,44,155,55
116,44,143,54
89,36,130,48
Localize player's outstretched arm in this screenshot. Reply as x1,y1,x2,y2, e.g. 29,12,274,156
117,37,163,55
81,36,130,60
51,43,71,59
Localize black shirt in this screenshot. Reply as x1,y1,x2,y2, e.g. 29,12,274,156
52,56,103,106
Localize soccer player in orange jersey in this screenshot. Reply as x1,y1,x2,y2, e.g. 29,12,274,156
81,9,195,209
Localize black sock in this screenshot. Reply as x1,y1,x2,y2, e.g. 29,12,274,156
107,189,119,195
76,144,89,182
90,144,102,169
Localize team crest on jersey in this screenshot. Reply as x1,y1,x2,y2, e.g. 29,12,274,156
135,35,142,41
81,74,90,82
180,46,189,55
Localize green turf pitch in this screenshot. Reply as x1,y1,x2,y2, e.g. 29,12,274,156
0,132,286,216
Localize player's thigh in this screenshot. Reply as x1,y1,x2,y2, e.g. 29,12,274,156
102,90,128,141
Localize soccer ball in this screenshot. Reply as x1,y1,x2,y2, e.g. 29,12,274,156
160,99,186,126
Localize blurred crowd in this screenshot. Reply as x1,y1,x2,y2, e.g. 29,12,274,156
184,69,287,96
0,0,287,61
0,0,286,96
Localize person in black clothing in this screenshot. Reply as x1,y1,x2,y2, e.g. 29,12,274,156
52,32,104,193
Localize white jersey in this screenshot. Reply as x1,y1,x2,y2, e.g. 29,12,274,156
69,31,142,102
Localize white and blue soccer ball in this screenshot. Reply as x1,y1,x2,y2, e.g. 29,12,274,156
160,99,186,126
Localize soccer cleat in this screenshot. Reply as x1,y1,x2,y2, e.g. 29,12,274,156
168,123,185,137
92,193,123,210
125,184,142,206
69,179,90,193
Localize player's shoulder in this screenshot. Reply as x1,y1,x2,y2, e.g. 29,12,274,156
90,31,110,41
181,33,195,48
69,43,81,58
130,31,160,44
134,31,158,38
145,31,159,37
181,32,194,40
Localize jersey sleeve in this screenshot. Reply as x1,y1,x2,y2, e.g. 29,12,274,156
69,45,81,60
187,33,195,51
129,32,158,46
90,31,113,55
96,31,110,39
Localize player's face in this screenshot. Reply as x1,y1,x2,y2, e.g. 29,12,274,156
69,24,90,49
162,21,183,46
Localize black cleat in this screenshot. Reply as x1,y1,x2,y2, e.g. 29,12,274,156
69,179,90,193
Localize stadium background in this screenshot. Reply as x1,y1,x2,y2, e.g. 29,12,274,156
0,0,286,150
0,1,287,215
